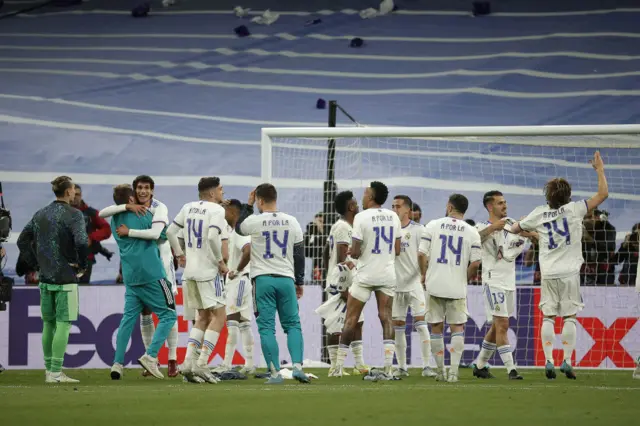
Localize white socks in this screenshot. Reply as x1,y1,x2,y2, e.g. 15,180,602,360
430,333,445,371
167,321,178,361
449,332,465,377
186,327,204,364
327,344,339,367
140,315,155,350
336,344,349,368
498,345,515,372
562,318,577,366
224,321,239,368
414,321,431,368
197,330,220,368
239,322,254,368
350,340,365,367
383,339,396,373
394,326,407,370
476,340,496,369
541,317,556,364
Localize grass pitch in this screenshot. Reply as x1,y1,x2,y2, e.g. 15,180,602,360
2,368,638,426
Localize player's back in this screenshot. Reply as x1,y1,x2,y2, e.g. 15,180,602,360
352,208,401,286
241,211,303,280
519,200,587,279
229,227,251,276
395,221,423,291
179,200,226,282
327,219,353,274
421,217,481,299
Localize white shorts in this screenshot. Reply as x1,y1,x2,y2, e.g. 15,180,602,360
315,293,365,335
181,282,196,321
184,275,226,310
225,274,253,321
349,279,395,303
426,295,469,325
392,288,427,320
539,274,584,317
483,285,516,319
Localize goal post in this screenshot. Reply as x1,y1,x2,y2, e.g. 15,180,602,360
260,124,640,370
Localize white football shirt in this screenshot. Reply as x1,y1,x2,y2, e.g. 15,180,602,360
395,221,423,292
519,200,588,279
149,198,173,262
476,220,527,291
420,217,481,299
327,219,353,276
240,211,303,280
352,208,402,286
173,200,227,282
228,227,251,276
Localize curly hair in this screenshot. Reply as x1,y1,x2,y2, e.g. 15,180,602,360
544,178,572,209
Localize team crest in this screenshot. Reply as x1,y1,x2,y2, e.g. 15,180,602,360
405,233,411,240
495,305,501,311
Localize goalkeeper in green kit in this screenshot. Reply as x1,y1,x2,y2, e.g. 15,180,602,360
17,176,89,383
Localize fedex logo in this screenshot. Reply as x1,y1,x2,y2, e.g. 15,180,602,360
7,288,244,368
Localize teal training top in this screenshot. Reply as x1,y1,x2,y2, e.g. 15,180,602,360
111,211,166,286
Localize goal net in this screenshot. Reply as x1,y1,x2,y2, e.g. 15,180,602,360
262,125,640,370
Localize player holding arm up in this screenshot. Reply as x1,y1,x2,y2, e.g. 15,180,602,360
473,191,535,380
166,177,228,384
99,175,180,378
509,151,608,380
334,181,401,378
315,191,368,377
419,194,481,383
236,184,310,384
390,195,433,378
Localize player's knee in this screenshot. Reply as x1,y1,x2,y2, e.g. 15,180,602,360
378,310,391,325
392,319,405,327
280,315,301,333
494,317,509,333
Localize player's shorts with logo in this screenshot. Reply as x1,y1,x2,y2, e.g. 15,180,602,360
225,273,253,321
483,285,516,318
349,279,395,303
316,293,365,334
392,288,427,320
183,274,226,310
426,294,469,324
539,274,584,317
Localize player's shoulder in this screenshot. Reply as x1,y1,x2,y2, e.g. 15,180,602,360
150,198,166,209
475,221,490,231
331,218,351,232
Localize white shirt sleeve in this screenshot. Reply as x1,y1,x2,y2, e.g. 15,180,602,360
352,213,364,242
333,222,351,245
240,216,257,237
173,204,187,228
129,222,165,240
419,223,433,256
394,214,402,240
572,200,589,218
293,218,304,244
152,202,169,226
470,229,482,263
518,209,540,232
99,204,127,218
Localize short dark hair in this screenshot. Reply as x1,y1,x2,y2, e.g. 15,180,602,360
113,184,134,205
255,183,277,203
133,175,155,190
51,176,74,197
198,177,221,193
334,190,354,216
74,184,82,192
412,203,421,213
226,198,243,212
465,218,476,227
482,190,503,210
544,178,571,209
393,195,412,209
370,181,389,205
448,193,469,214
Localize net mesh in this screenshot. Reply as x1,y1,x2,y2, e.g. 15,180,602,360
269,132,640,370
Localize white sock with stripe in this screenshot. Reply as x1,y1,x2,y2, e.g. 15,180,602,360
224,321,239,369
197,329,220,368
185,327,204,365
476,340,496,369
498,345,515,373
350,340,365,367
140,315,155,351
167,321,178,361
449,332,465,377
239,322,254,368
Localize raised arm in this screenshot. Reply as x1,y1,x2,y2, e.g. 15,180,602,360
586,151,608,211
478,219,506,243
236,190,256,236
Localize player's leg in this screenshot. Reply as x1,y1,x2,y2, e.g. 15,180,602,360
539,278,561,379
140,306,155,354
474,285,497,378
136,279,178,379
163,254,179,376
274,277,309,383
409,288,434,377
316,293,347,375
219,275,244,371
392,292,410,376
39,284,56,381
112,286,144,379
426,295,447,380
351,318,368,374
194,276,226,379
493,289,521,379
374,288,395,375
444,298,468,382
336,284,369,375
254,276,282,381
558,274,583,380
47,284,80,383
238,278,256,373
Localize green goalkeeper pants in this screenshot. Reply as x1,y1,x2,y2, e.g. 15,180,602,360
254,275,304,372
39,283,78,372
